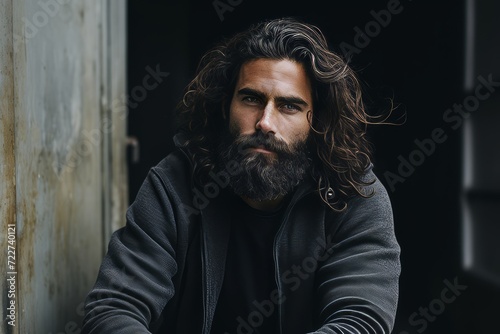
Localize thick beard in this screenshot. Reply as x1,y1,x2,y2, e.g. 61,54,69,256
217,129,311,201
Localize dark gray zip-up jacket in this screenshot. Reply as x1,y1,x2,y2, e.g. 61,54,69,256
82,137,401,334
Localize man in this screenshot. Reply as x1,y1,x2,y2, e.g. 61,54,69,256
82,17,401,334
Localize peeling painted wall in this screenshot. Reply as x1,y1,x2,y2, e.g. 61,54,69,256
1,0,127,333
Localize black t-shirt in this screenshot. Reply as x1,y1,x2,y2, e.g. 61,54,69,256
210,197,286,334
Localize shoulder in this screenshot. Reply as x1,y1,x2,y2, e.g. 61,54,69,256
128,149,194,216
150,149,193,192
325,164,395,237
355,164,393,216
153,149,190,177
346,163,392,215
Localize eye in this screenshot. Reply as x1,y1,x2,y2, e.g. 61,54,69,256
242,96,261,105
281,103,302,113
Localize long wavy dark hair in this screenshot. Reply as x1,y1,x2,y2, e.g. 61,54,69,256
177,17,385,211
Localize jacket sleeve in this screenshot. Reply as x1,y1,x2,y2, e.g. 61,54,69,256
311,176,401,334
82,168,180,333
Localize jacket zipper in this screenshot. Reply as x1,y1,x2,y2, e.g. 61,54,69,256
272,188,313,333
272,211,289,334
200,213,210,334
175,144,211,333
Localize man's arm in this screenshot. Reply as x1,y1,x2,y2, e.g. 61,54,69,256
312,176,401,334
82,168,180,333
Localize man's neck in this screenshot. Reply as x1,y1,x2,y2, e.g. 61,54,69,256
240,195,285,212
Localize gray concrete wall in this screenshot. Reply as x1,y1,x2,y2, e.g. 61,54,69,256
1,0,127,333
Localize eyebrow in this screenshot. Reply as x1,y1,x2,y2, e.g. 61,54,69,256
236,87,310,108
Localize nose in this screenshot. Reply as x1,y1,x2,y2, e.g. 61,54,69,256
255,103,277,135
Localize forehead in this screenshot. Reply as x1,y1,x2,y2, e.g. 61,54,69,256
234,58,312,101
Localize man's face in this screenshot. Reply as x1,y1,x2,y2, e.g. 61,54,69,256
217,58,314,202
229,58,313,150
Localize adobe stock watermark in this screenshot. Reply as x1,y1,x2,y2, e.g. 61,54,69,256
384,74,500,192
340,0,408,59
212,0,243,22
14,0,74,52
398,277,467,334
180,144,248,218
52,64,169,179
223,235,336,334
180,159,241,218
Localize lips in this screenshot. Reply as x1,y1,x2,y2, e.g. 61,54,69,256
251,145,274,154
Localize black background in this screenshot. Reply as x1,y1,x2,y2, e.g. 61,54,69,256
126,1,500,333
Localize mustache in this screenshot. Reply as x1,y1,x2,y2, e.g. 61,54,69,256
232,132,293,156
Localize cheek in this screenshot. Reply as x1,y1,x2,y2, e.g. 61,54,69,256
228,100,241,130
228,113,246,137
279,119,309,146
228,111,244,133
293,114,312,139
229,109,256,135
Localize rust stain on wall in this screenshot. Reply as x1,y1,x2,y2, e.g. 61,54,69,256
1,0,18,333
